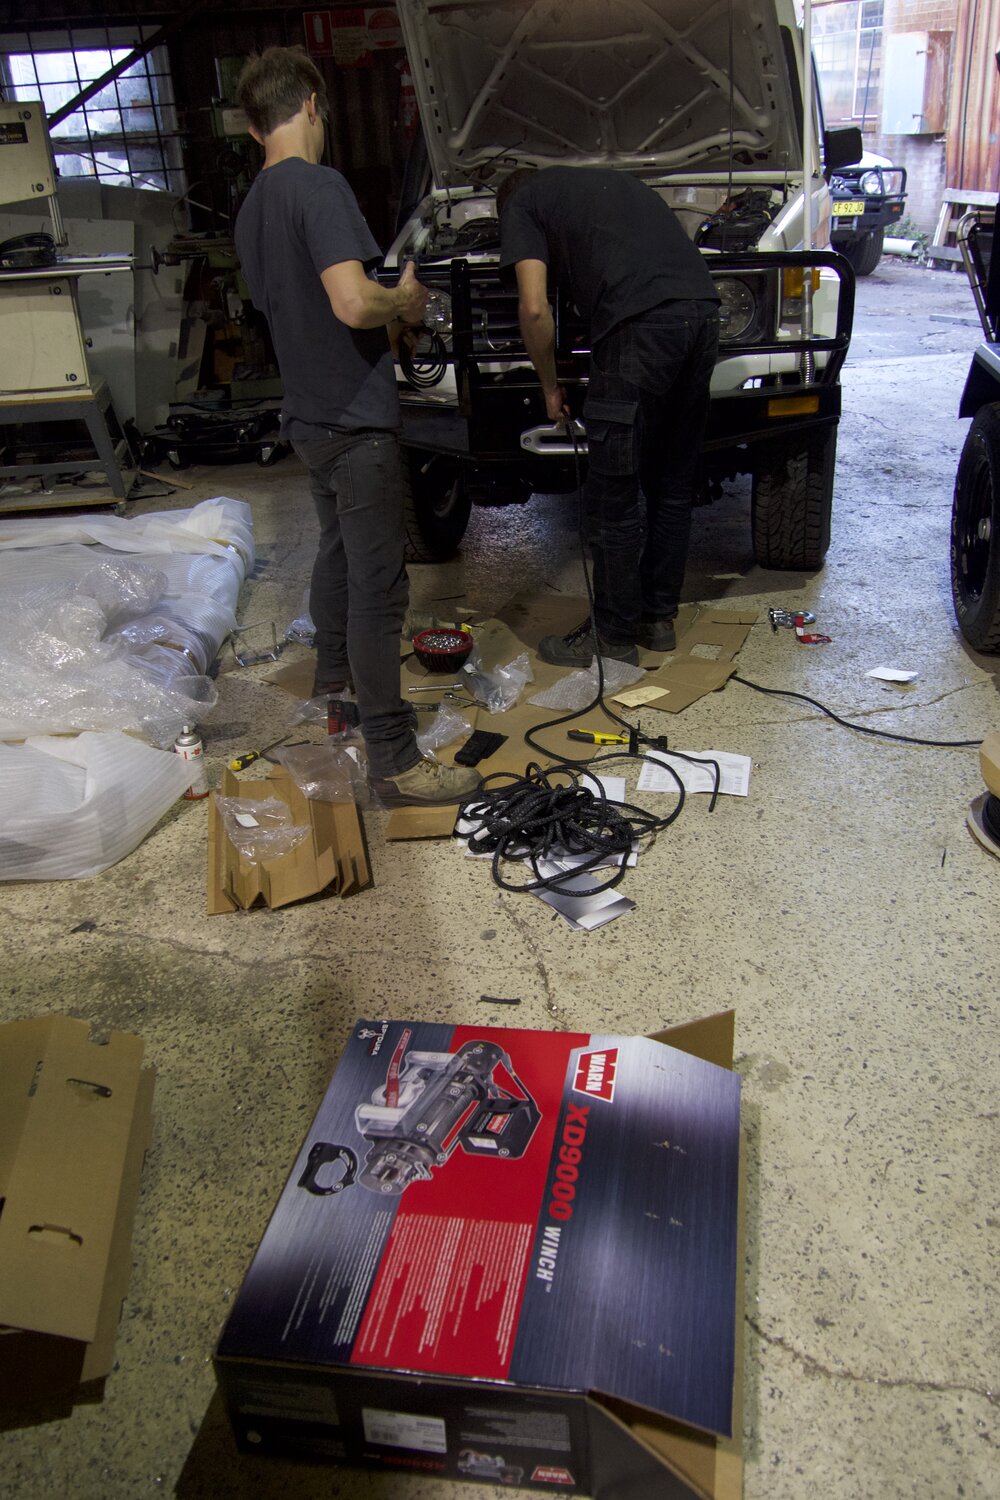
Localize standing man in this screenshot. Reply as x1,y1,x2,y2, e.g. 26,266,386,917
497,167,721,665
235,47,479,806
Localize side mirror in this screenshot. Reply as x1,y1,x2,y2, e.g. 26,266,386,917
824,126,864,174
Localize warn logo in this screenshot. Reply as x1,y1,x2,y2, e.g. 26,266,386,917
573,1047,618,1102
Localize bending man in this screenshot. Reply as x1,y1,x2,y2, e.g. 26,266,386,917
497,166,720,664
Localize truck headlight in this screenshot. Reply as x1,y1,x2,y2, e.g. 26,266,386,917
860,171,883,195
424,290,453,335
715,278,757,342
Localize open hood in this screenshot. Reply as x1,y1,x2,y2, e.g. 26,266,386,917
396,0,803,187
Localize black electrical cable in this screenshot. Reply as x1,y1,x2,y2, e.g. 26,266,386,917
456,758,688,897
519,428,724,802
732,674,983,749
523,427,641,761
399,328,448,389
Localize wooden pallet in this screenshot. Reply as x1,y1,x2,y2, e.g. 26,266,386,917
929,189,998,266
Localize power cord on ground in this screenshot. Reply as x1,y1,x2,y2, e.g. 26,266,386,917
732,674,982,749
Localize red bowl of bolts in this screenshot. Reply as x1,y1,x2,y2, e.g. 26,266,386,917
411,627,474,673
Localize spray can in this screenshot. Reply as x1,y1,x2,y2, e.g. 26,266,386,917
174,723,209,800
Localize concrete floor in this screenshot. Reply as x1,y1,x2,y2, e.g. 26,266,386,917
2,260,998,1499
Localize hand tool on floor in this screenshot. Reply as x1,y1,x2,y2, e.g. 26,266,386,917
567,729,630,745
228,734,294,771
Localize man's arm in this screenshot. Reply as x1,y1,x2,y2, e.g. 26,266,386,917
322,258,427,331
515,258,569,422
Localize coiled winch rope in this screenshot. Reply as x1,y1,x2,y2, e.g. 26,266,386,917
456,759,693,896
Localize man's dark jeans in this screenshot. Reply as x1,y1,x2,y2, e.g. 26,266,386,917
291,431,419,780
582,298,720,645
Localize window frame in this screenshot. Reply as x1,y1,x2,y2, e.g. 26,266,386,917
0,25,185,194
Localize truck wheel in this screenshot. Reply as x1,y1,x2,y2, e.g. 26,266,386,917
951,405,1000,652
402,450,472,562
751,427,836,569
840,228,884,277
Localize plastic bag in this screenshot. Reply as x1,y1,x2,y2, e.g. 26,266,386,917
528,657,645,711
292,693,357,727
285,595,316,647
416,705,473,758
215,796,312,861
272,740,369,805
0,732,192,881
464,651,534,714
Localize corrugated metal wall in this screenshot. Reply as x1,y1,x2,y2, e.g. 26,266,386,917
947,0,1000,191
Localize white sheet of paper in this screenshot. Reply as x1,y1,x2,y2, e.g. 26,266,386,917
638,749,751,797
580,773,627,802
866,666,920,683
612,684,670,708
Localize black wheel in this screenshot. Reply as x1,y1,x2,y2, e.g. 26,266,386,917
838,227,884,277
951,405,1000,652
751,426,836,569
402,450,472,562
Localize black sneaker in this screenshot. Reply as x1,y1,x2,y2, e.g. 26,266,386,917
638,617,676,652
537,619,639,668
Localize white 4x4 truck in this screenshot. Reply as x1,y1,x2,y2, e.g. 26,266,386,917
385,0,862,568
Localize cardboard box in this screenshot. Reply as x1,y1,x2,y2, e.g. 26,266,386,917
0,1015,154,1408
207,766,371,913
215,1012,743,1497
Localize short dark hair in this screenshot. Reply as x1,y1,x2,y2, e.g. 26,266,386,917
237,47,328,138
495,167,536,218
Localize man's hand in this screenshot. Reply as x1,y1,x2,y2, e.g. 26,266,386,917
396,260,428,326
545,385,570,424
388,319,420,359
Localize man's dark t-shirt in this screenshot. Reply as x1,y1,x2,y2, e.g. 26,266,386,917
235,157,399,437
499,167,719,344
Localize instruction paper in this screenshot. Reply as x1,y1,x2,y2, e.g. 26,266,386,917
638,750,752,797
612,684,670,708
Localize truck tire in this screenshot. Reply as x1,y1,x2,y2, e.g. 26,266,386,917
840,227,884,277
951,404,1000,652
751,427,836,569
402,450,472,563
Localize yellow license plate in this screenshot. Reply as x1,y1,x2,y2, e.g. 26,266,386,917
833,200,865,216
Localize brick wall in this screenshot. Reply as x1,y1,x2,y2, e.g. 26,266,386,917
866,133,948,234
885,0,958,28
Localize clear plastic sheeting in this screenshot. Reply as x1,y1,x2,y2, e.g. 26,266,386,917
0,496,255,569
0,499,252,746
0,732,192,881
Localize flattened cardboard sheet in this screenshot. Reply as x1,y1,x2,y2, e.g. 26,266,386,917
0,1015,154,1405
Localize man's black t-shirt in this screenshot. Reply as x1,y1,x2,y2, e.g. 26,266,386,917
499,167,719,344
235,157,399,436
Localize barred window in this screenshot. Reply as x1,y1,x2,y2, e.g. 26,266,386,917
812,0,884,128
0,27,184,193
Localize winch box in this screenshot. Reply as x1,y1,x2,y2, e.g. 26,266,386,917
215,1014,744,1498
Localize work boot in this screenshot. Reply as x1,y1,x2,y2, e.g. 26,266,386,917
637,617,676,652
370,758,482,808
537,619,639,668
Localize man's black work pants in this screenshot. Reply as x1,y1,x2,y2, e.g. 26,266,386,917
582,298,720,646
291,430,419,780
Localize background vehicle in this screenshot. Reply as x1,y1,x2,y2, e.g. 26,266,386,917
829,150,907,276
388,0,861,571
953,206,1000,651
